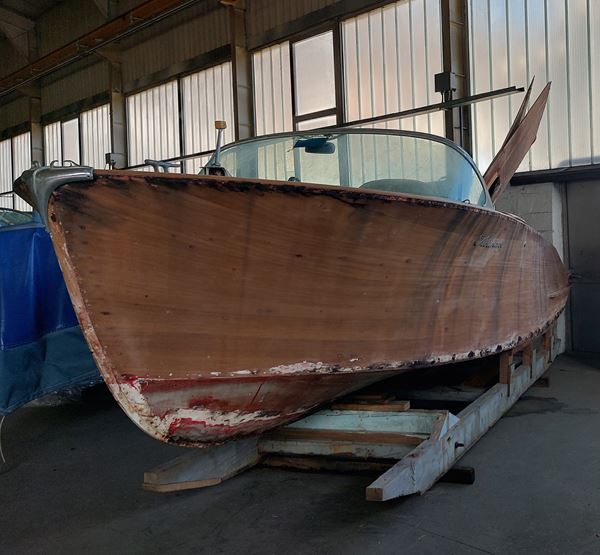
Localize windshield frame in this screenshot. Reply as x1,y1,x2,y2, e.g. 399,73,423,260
208,128,493,209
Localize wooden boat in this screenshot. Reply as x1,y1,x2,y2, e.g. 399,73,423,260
14,84,569,446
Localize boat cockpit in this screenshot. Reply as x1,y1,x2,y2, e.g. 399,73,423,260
203,129,493,209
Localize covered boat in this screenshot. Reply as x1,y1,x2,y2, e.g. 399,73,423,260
13,88,569,446
0,207,99,415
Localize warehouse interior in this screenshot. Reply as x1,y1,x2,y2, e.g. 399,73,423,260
1,0,599,553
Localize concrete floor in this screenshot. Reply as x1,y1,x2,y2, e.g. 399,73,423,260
1,353,599,555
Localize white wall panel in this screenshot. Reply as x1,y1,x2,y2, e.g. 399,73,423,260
342,0,444,135
44,122,62,165
81,104,111,169
469,0,599,171
252,42,293,136
181,62,235,173
127,81,180,168
0,139,12,209
11,132,31,211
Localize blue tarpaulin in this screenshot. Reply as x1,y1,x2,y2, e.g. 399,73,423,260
0,217,100,415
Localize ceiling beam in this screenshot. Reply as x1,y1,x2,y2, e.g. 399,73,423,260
0,22,31,59
0,7,34,32
0,0,208,96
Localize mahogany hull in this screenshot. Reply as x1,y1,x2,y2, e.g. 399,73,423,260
39,171,568,445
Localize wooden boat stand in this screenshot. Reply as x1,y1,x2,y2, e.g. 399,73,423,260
143,325,558,501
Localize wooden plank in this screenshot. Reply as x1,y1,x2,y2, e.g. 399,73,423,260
286,409,445,435
330,401,410,411
366,337,553,501
498,350,514,386
262,427,425,447
346,393,395,402
143,437,260,493
262,455,392,474
259,437,415,460
484,82,552,201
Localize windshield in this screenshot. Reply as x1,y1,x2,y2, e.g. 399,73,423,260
210,130,490,207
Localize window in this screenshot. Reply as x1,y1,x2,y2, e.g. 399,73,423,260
127,81,180,168
292,31,337,129
43,104,111,169
61,118,80,164
181,61,235,173
342,0,444,135
468,0,600,170
0,139,12,209
252,33,339,135
0,134,32,211
252,42,293,136
81,104,111,169
44,122,62,165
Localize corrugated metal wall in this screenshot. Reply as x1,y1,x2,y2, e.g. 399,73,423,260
469,0,600,172
0,97,30,132
247,0,338,45
37,0,105,56
121,6,230,88
41,62,110,116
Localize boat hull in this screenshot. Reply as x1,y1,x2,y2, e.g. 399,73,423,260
39,171,568,445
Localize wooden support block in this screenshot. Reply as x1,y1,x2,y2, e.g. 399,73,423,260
330,401,410,412
365,344,549,501
498,350,514,386
143,437,260,493
542,330,553,364
522,343,533,367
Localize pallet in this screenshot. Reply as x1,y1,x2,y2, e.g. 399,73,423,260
143,326,558,501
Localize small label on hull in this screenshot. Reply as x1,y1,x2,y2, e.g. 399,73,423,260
474,235,504,249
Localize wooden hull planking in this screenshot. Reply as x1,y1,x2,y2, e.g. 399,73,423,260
42,171,568,445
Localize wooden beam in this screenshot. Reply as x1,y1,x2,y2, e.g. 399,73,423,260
143,437,260,492
365,337,554,501
330,401,410,412
0,7,34,31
